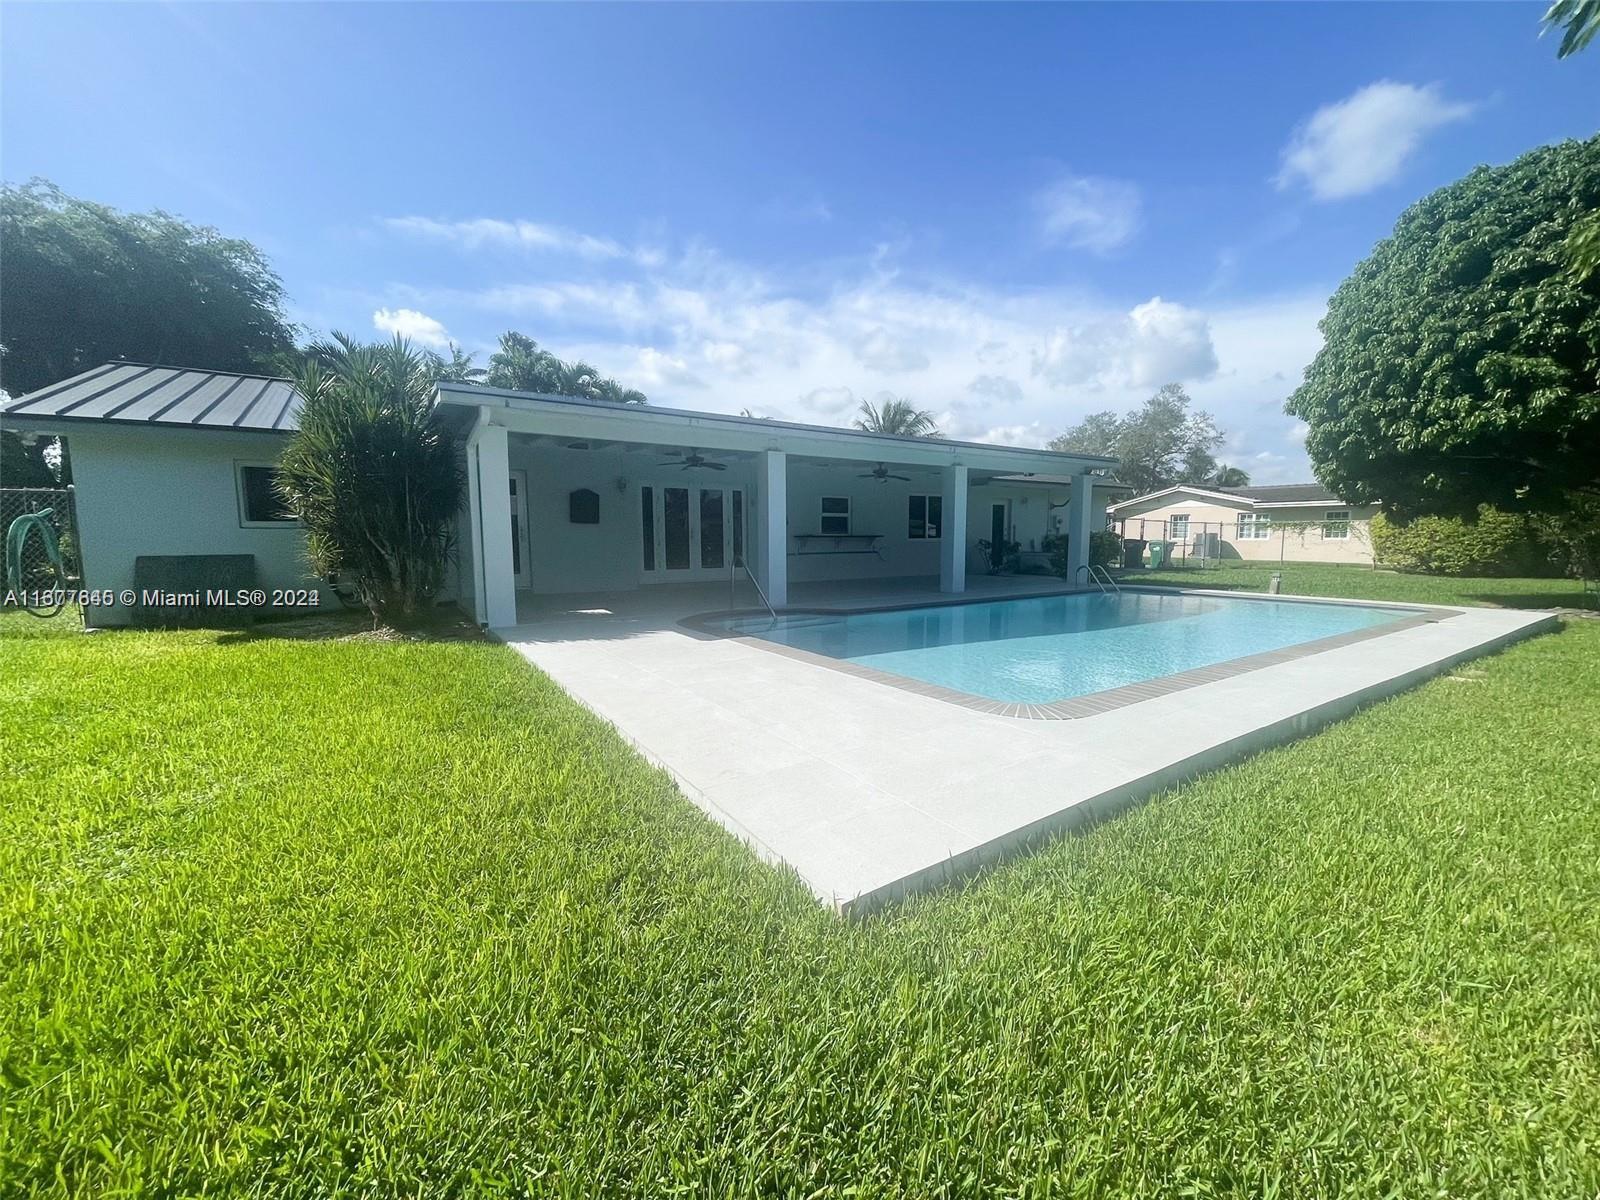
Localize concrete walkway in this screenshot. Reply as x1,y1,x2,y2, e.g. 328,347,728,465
499,582,1557,915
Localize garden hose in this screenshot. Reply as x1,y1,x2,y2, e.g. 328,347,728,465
5,507,67,618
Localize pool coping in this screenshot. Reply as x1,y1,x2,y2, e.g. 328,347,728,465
680,588,1463,720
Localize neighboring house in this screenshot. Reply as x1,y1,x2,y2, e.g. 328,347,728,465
1,362,1123,627
1107,483,1378,566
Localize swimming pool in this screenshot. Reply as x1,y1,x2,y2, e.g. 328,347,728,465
704,591,1426,707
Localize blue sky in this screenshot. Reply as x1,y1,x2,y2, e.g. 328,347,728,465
4,3,1594,480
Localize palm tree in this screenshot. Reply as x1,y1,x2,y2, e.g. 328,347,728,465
482,332,646,403
853,397,940,437
425,342,485,384
1211,464,1251,488
278,334,463,627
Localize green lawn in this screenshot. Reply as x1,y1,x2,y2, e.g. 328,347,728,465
2,601,1598,1197
1120,561,1593,610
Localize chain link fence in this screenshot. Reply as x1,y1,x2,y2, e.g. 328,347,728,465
2,486,82,613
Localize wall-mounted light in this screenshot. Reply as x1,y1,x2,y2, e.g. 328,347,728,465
615,476,629,493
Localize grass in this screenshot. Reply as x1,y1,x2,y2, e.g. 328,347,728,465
1119,561,1593,610
2,599,1598,1197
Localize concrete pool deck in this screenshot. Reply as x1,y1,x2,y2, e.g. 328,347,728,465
499,581,1558,915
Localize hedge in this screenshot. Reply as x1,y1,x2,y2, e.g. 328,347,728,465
1370,506,1553,577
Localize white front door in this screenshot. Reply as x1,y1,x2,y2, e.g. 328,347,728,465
509,470,531,589
639,482,745,582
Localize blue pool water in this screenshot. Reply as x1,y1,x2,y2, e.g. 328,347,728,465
713,591,1417,704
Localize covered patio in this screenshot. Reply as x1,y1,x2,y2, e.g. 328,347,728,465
437,382,1120,629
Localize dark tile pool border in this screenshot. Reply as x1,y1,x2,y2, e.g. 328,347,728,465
679,588,1462,720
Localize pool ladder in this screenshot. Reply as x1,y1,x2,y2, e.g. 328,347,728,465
733,554,779,618
1076,563,1121,595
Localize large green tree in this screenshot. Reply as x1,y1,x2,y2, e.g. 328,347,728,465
1049,383,1222,495
0,180,295,395
1285,137,1600,520
484,332,646,404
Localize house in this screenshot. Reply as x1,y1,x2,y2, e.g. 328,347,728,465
0,362,1124,626
1107,483,1378,566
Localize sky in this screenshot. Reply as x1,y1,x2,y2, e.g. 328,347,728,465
3,3,1595,482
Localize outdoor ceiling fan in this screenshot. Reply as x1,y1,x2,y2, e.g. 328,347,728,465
858,461,911,483
658,448,727,471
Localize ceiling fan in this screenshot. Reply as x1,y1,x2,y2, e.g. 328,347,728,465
858,461,911,483
658,448,727,471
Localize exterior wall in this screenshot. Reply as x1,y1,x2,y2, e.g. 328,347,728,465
57,424,332,626
504,439,702,594
784,460,942,583
1112,494,1378,565
505,437,1109,595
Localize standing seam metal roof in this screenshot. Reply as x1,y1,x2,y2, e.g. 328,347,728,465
1,362,303,432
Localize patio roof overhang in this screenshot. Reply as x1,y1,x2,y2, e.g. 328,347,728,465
435,382,1117,478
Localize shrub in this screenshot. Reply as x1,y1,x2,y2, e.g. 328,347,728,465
1370,505,1553,577
1042,530,1123,577
1091,529,1123,568
1532,496,1600,579
277,335,464,627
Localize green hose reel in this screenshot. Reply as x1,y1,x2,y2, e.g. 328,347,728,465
5,506,68,618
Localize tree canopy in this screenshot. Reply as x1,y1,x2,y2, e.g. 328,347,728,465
1048,384,1222,495
484,332,646,404
852,397,940,437
1285,137,1600,520
0,180,296,395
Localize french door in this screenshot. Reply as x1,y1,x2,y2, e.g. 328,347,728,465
640,482,745,581
509,470,531,589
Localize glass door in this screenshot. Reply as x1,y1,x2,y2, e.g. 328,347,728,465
641,483,744,581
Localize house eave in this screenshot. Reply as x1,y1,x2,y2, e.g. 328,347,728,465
436,383,1119,476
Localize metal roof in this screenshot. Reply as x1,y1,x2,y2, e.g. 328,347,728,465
1,362,302,432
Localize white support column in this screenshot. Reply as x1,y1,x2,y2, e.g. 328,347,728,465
1066,471,1096,586
472,422,519,629
939,463,968,593
758,449,788,607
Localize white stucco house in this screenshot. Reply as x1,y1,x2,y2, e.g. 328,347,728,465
1,362,1123,626
1107,483,1379,566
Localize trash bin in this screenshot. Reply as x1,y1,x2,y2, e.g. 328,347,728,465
1122,539,1148,569
1148,539,1171,569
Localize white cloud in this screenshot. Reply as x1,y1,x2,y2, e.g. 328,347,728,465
1032,297,1218,390
383,215,630,261
632,347,704,389
967,374,1023,403
372,306,450,348
1033,173,1141,253
854,327,931,373
395,239,1325,478
1276,81,1475,200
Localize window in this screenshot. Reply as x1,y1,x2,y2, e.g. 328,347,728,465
1322,509,1351,540
236,463,295,526
907,494,942,539
1235,512,1271,541
1168,514,1189,542
820,496,851,536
